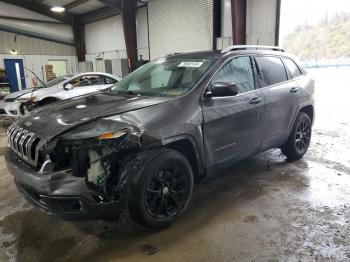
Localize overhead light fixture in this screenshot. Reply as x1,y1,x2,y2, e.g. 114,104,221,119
10,49,17,55
51,6,65,13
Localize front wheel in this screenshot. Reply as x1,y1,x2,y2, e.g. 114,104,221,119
127,149,194,230
282,112,312,161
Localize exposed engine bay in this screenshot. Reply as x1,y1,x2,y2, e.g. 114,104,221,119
49,128,142,203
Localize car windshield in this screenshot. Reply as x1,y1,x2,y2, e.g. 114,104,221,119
109,57,216,97
39,74,76,88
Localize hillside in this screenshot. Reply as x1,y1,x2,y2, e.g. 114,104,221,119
283,13,350,62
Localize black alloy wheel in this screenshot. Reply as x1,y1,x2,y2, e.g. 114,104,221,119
295,118,311,154
144,167,189,219
282,112,312,161
127,148,194,230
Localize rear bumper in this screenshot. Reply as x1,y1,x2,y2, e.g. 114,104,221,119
5,149,126,220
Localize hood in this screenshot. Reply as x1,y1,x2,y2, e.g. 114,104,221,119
15,92,170,142
4,88,34,100
20,85,60,99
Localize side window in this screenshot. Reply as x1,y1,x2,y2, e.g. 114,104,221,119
283,58,302,79
70,75,104,87
255,56,288,87
105,76,117,84
211,56,255,94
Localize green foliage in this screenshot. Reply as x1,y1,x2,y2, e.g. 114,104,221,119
283,12,350,61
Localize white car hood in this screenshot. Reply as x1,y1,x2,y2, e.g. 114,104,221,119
4,88,35,100
20,85,61,99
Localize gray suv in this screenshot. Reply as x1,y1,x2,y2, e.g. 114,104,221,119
5,45,315,230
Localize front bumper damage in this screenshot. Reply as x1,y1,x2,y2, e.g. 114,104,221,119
0,100,20,118
5,148,127,220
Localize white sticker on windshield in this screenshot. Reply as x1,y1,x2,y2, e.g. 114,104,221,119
178,61,204,68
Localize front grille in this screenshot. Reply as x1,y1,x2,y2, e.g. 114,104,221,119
7,124,42,167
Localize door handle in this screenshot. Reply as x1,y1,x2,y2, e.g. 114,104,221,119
249,97,263,104
290,87,299,93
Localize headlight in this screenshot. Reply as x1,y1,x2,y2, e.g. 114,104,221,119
98,130,127,140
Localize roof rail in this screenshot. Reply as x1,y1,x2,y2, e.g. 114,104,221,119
221,45,286,53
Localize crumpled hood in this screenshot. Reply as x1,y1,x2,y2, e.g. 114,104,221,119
14,92,170,142
20,85,60,99
4,88,34,100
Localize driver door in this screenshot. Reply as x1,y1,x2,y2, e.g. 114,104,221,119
202,56,265,168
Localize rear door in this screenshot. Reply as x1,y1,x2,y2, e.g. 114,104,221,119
202,56,265,168
254,56,300,149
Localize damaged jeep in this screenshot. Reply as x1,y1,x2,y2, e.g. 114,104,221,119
5,46,315,230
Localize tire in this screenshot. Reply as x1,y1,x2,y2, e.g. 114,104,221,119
282,112,312,161
127,148,194,230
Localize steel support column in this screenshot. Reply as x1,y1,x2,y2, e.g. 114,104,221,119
231,0,246,45
72,17,86,62
121,0,137,71
275,0,281,46
98,0,137,71
213,0,222,50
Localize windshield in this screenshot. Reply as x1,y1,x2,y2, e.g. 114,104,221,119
39,74,75,88
109,57,216,97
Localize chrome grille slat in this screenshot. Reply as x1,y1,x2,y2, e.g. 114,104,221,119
18,130,29,157
13,128,24,152
8,124,41,167
26,134,36,159
10,128,20,148
23,132,34,159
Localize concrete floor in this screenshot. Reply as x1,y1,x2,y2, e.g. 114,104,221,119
0,67,350,261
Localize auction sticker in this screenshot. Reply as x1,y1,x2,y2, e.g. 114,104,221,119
178,61,204,68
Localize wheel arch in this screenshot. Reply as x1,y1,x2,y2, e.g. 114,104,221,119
289,102,315,133
299,104,314,125
163,136,205,181
38,96,60,106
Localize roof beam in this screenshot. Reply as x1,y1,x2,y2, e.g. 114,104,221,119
97,0,122,10
64,0,90,10
0,0,74,24
81,6,120,24
0,15,64,24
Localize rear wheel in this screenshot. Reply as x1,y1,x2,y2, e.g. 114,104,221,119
282,112,312,161
127,149,194,230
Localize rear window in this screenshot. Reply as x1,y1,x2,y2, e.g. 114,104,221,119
283,58,302,78
255,56,288,87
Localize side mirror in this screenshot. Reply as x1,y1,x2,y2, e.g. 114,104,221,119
206,82,239,97
64,83,74,90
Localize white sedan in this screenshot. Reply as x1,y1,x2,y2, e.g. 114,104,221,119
0,72,121,118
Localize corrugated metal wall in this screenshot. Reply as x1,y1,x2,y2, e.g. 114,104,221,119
84,6,149,66
246,0,277,45
0,31,78,88
217,0,278,49
148,0,213,60
0,31,76,56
